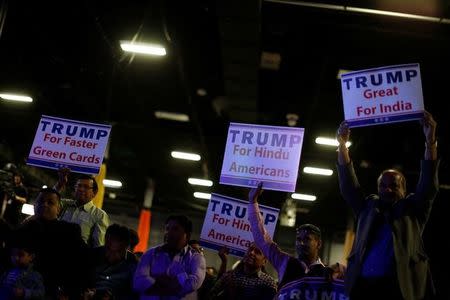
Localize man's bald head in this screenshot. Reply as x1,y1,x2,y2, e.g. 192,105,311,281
377,169,406,204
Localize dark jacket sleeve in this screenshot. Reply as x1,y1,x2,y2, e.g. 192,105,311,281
336,162,366,216
411,160,440,225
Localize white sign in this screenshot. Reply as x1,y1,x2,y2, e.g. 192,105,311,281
341,63,424,127
220,123,304,192
200,193,279,257
27,115,111,174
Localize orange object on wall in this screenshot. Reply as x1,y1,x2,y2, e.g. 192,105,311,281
134,209,152,253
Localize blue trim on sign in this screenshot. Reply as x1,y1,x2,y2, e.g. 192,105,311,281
211,193,280,213
220,175,295,192
27,158,99,174
340,63,419,78
347,112,423,128
42,115,112,128
199,240,245,257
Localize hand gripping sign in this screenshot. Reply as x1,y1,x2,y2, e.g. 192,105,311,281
200,193,279,257
220,123,304,192
27,115,111,174
340,63,424,127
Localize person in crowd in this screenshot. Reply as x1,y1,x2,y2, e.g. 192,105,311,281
209,243,277,300
248,185,341,288
133,215,206,300
86,224,138,300
336,111,439,299
3,172,28,227
0,236,45,300
19,188,87,299
54,168,109,247
129,228,140,253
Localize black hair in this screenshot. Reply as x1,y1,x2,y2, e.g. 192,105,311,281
296,223,322,240
188,239,199,245
129,228,140,250
39,187,61,201
165,215,193,236
105,224,131,247
77,174,98,193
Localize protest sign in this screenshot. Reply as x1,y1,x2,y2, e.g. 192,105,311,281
276,277,348,300
220,123,304,192
27,115,111,174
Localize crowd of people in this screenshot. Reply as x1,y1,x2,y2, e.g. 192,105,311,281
0,112,440,300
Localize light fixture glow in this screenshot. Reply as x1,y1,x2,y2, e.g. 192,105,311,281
154,111,190,122
303,167,334,176
291,193,317,201
188,178,213,187
42,185,48,189
315,137,351,148
171,151,201,161
21,203,35,216
194,192,211,200
264,0,450,24
0,93,33,103
103,179,123,188
120,42,166,56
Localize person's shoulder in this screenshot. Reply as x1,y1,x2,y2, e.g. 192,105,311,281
260,271,276,282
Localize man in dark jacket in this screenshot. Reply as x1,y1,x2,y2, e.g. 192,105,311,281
336,111,439,300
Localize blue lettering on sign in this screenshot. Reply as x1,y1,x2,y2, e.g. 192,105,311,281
229,130,301,148
40,120,109,140
343,69,418,90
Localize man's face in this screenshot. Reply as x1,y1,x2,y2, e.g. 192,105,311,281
13,175,21,186
243,244,266,270
165,220,187,249
35,192,61,221
378,171,406,204
190,243,204,254
105,237,127,265
295,230,321,261
74,179,96,205
11,248,34,268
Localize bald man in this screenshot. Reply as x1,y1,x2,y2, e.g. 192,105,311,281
336,111,439,300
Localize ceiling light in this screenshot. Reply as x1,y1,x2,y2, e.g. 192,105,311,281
120,42,166,56
188,178,213,187
315,137,351,148
21,203,35,216
194,192,211,200
42,185,48,189
0,93,33,103
103,179,123,188
171,151,201,161
196,88,207,96
291,193,317,201
154,111,190,122
303,167,333,176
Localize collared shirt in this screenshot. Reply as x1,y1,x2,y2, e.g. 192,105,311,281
248,200,325,284
133,244,206,300
209,266,277,300
60,199,109,247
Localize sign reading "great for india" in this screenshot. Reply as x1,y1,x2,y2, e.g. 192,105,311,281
220,123,304,192
341,63,424,127
27,115,111,174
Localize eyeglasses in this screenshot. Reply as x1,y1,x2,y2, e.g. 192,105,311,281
75,184,94,190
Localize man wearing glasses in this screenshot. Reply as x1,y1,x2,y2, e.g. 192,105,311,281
54,168,110,247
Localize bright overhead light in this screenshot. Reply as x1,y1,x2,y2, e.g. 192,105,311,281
120,41,166,56
171,151,201,161
291,193,317,201
154,111,190,122
188,178,213,187
303,167,333,176
315,137,351,148
0,93,33,103
42,185,48,189
103,179,123,188
194,192,211,200
21,203,35,216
